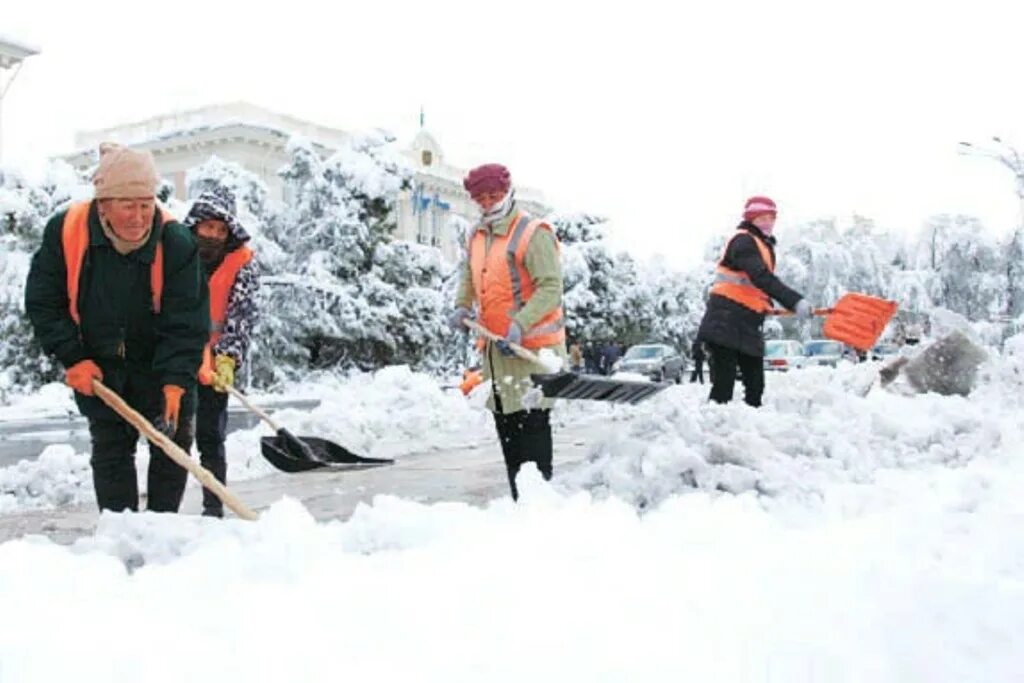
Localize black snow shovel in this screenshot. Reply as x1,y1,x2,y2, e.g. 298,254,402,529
464,320,668,405
225,387,394,474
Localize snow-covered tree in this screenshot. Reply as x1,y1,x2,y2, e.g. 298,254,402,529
251,133,455,381
0,162,91,399
912,214,1006,321
1004,226,1024,318
553,213,702,352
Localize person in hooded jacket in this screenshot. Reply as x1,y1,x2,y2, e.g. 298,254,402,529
183,187,260,517
697,196,812,407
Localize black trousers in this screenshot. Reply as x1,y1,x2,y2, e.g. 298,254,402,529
690,359,705,384
707,343,765,408
195,385,230,514
492,408,553,500
87,383,194,513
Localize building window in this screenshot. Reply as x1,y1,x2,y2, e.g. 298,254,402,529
417,206,427,244
421,150,433,166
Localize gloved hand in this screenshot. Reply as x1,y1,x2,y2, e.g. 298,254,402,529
795,299,813,321
161,385,185,437
447,306,473,332
212,354,236,393
495,322,523,358
65,360,103,396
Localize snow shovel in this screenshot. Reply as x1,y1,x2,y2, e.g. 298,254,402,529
464,320,668,405
224,386,394,474
92,380,258,520
771,293,898,351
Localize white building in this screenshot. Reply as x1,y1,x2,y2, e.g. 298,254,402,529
62,102,550,262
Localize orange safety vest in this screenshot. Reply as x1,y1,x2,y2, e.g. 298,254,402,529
62,200,173,325
468,212,565,350
709,230,775,313
198,246,254,385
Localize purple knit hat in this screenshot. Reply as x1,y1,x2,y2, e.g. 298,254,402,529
463,163,511,198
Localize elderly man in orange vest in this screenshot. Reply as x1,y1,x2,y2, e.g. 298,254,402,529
697,196,812,407
183,187,259,518
24,143,209,513
448,164,567,500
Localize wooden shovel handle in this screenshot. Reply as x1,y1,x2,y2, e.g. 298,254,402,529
463,320,544,365
225,385,282,432
92,380,259,521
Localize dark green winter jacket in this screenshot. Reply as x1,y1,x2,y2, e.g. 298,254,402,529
24,200,209,401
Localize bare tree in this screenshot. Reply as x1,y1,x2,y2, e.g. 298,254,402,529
958,137,1024,317
959,137,1024,203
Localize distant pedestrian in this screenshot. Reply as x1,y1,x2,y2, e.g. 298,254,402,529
690,338,705,384
601,340,621,375
569,341,583,372
584,341,599,374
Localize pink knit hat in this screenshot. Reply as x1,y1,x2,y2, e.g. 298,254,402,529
742,196,777,221
463,163,511,198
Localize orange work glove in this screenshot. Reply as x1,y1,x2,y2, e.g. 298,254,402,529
65,360,103,396
162,385,185,432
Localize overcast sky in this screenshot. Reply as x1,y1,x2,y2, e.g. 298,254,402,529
4,0,1024,266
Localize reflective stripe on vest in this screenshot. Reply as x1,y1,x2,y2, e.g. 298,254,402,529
709,230,774,313
198,246,254,385
505,215,532,309
62,201,171,325
468,212,565,351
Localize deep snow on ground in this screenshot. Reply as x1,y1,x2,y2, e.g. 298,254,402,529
1,349,1023,681
0,365,625,512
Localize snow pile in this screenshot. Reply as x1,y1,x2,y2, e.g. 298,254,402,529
0,445,93,513
0,451,1022,680
0,382,78,421
563,361,1022,511
0,364,627,513
0,348,1021,678
225,365,495,481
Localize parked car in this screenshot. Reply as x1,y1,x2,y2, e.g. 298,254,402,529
803,339,845,368
614,343,684,383
870,343,900,361
764,339,806,371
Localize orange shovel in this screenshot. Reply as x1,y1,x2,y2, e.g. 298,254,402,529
771,292,898,351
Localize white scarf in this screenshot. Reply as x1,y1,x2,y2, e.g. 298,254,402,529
482,189,515,226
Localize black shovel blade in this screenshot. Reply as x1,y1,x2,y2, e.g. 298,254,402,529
289,435,394,466
275,427,319,461
260,429,394,474
531,372,669,405
260,438,330,473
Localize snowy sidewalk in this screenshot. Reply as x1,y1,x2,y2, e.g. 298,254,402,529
0,424,595,544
